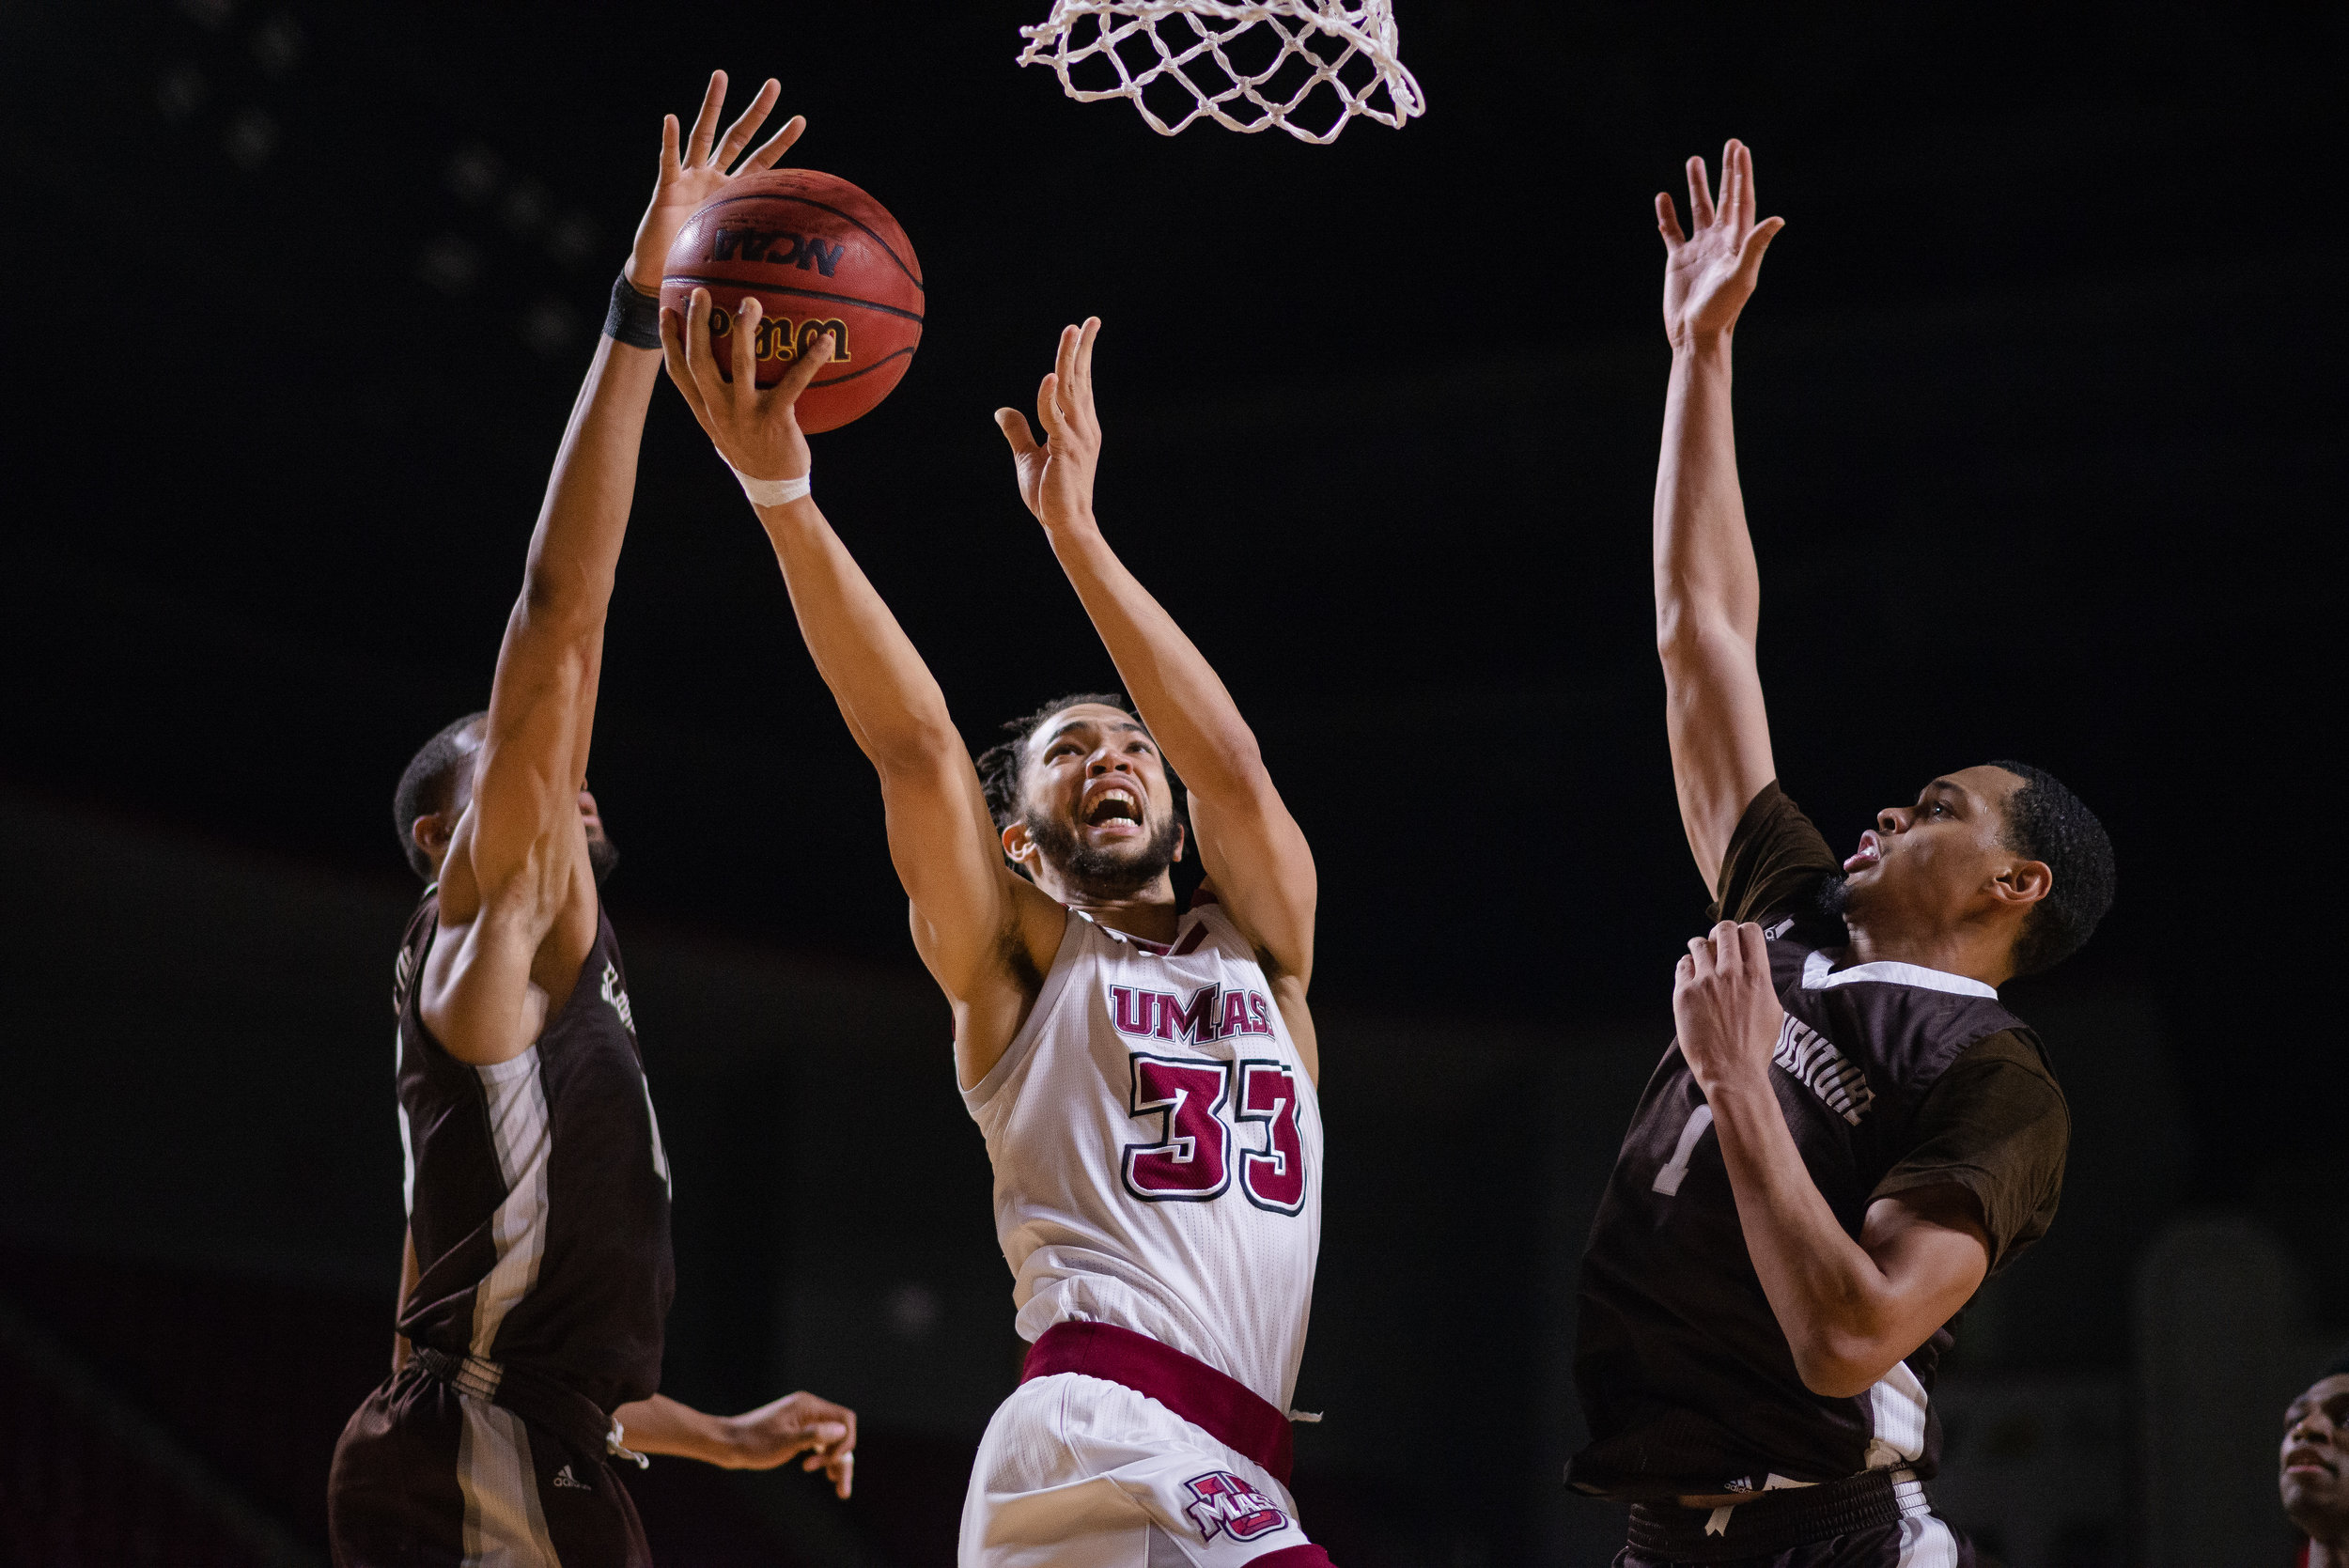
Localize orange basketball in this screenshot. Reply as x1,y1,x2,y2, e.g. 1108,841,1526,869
661,169,924,433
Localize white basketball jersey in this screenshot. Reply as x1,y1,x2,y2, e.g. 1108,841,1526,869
962,895,1323,1411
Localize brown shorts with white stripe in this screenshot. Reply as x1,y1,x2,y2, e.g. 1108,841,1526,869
328,1360,649,1568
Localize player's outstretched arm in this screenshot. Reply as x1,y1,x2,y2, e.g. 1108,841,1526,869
661,298,1065,1087
995,321,1317,1002
1653,139,1787,894
426,74,801,1066
613,1389,858,1497
1675,923,1991,1398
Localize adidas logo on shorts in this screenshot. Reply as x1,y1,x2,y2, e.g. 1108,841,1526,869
551,1464,592,1491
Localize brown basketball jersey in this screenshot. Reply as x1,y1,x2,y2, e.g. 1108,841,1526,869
390,893,675,1415
1567,924,2046,1499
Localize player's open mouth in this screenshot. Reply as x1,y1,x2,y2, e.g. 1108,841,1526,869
1843,831,1881,875
1083,784,1144,831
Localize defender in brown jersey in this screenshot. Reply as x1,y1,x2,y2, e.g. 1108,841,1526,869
1567,142,2118,1565
327,74,856,1568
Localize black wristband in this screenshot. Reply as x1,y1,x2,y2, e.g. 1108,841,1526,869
604,273,662,350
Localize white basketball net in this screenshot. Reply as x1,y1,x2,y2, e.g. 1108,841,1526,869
1018,1,1424,145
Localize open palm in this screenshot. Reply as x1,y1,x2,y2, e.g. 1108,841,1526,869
1657,139,1785,348
625,71,804,292
995,318,1103,533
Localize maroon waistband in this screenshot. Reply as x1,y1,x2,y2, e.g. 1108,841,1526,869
1021,1321,1295,1484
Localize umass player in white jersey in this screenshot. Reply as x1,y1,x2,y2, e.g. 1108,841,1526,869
328,73,856,1568
660,309,1333,1567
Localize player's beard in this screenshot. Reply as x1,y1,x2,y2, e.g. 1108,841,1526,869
1809,871,1851,936
1024,807,1178,898
586,831,621,886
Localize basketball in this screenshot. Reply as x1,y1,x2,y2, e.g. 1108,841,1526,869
661,169,924,433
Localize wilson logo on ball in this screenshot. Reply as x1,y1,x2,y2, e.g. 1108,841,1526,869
706,308,852,365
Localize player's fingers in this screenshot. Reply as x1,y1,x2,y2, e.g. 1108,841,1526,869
1735,140,1759,229
1035,371,1069,441
1052,325,1081,415
833,1450,854,1498
686,70,727,165
715,78,781,171
995,406,1042,459
659,307,709,422
730,295,761,407
1720,139,1745,230
775,327,832,405
1066,318,1099,434
743,113,806,174
1069,318,1101,430
1735,921,1770,979
659,113,680,181
1656,193,1686,248
1738,215,1786,272
1072,316,1100,400
680,289,725,411
1686,156,1715,230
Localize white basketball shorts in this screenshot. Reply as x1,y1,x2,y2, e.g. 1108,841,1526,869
959,1372,1330,1568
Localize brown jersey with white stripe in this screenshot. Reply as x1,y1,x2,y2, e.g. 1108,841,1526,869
391,892,675,1415
1568,785,2060,1500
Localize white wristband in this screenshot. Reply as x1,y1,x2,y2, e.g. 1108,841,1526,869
734,466,811,507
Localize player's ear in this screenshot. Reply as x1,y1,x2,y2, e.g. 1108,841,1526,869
411,812,457,866
1991,858,2052,910
1001,817,1038,873
1171,821,1187,864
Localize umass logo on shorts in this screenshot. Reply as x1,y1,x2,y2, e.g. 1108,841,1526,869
1183,1470,1288,1542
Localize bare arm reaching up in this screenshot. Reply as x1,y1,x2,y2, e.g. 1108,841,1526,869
660,298,1068,1090
424,74,802,1065
995,321,1319,1075
1653,139,1787,893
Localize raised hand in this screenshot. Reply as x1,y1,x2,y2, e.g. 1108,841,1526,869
626,71,803,293
1656,138,1784,349
661,290,832,485
995,318,1103,533
1672,921,1785,1098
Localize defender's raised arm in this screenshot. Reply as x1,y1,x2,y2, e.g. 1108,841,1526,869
1652,139,1785,894
339,79,861,1567
996,321,1317,1062
427,74,801,1066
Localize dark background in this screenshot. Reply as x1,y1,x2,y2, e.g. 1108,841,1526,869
1,2,2341,1564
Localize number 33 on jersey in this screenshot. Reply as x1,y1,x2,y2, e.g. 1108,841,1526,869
962,895,1323,1411
1123,1049,1308,1212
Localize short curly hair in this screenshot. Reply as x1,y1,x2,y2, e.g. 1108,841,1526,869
1989,759,2116,976
974,691,1189,837
392,712,486,881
